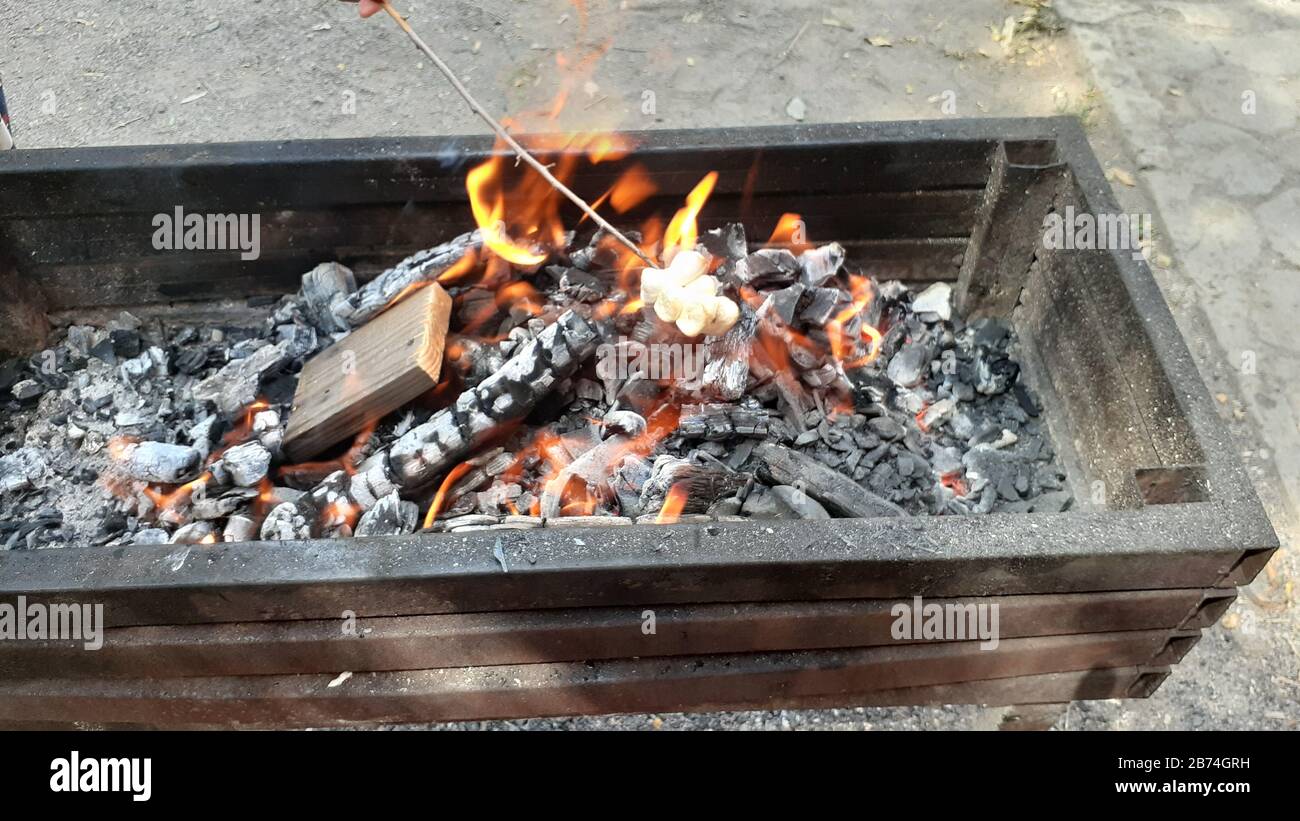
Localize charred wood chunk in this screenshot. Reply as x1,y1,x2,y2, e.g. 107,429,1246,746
724,249,799,289
752,443,907,518
700,302,758,401
539,434,633,519
355,491,419,537
260,500,318,541
332,230,483,329
299,262,357,334
698,223,748,261
191,340,290,415
799,242,845,288
637,455,747,517
799,286,845,327
678,403,770,441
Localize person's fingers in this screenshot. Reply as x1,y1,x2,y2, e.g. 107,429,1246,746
358,0,384,18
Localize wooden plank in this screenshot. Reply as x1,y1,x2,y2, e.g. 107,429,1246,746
0,506,1265,627
954,142,1070,318
0,123,1007,218
282,283,450,462
0,589,1211,679
0,261,50,356
0,667,1159,729
0,632,1173,727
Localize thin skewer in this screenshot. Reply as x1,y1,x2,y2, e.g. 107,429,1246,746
375,1,658,267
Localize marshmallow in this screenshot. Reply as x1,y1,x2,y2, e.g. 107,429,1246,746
639,251,740,337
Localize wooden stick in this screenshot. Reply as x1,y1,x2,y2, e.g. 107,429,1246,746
376,1,658,268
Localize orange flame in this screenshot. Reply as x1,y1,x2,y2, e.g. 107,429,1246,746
277,421,376,484
766,212,813,254
655,483,689,523
422,460,476,529
663,171,718,259
829,274,884,370
322,498,361,531
467,159,550,266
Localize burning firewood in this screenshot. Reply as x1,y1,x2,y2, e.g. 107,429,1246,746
310,309,604,522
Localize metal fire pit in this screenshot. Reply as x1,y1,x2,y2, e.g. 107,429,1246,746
0,117,1277,727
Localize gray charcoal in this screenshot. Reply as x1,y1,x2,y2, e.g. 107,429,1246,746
799,242,845,287
221,441,271,487
770,283,805,325
799,287,843,326
868,417,904,441
330,231,483,329
132,528,171,545
770,485,831,519
191,340,290,415
603,410,647,438
699,223,747,260
189,488,258,520
886,339,933,388
175,348,209,375
116,441,201,484
741,487,799,520
910,282,952,320
729,249,799,287
222,515,258,543
260,501,317,541
169,521,215,545
275,324,319,359
11,379,44,401
753,443,906,518
355,492,419,537
917,398,956,431
300,261,357,334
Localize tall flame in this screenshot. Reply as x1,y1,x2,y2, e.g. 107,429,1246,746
663,171,718,258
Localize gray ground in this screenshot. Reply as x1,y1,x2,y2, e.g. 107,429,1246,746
1,0,1295,730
